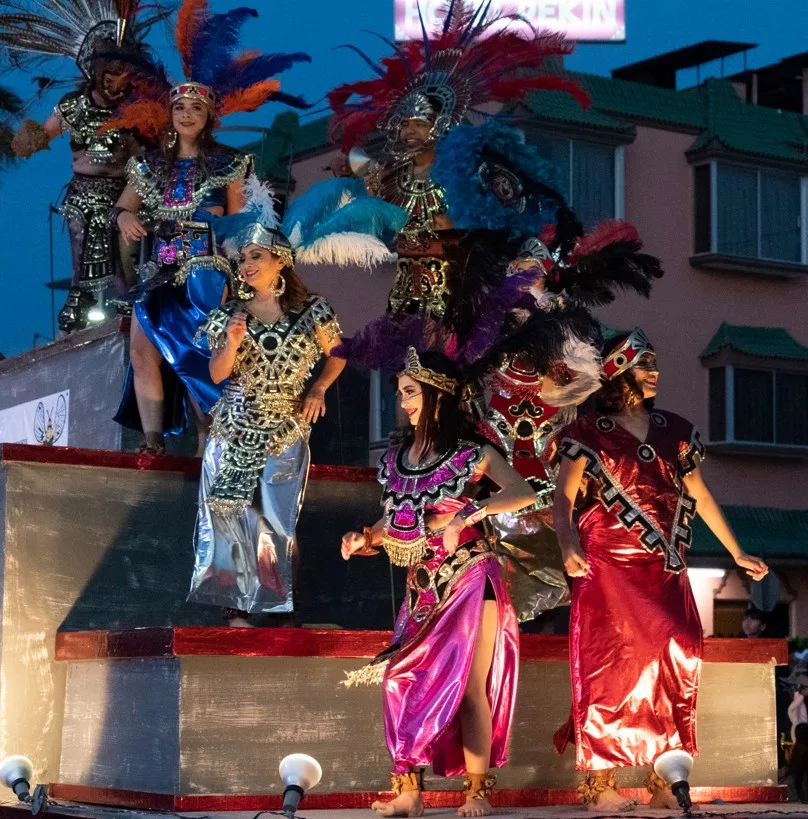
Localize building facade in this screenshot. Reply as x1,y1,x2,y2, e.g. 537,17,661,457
245,47,808,635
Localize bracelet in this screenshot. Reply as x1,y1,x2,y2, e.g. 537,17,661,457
457,502,487,526
362,526,375,548
110,206,130,229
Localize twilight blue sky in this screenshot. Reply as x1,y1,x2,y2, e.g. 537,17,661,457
0,0,806,357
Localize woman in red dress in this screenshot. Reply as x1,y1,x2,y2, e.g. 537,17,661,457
553,328,768,811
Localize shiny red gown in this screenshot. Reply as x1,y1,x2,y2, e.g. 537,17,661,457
554,410,705,770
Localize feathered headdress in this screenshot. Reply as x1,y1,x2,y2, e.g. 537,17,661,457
541,217,664,306
327,0,589,153
0,0,169,78
214,175,407,269
101,0,311,139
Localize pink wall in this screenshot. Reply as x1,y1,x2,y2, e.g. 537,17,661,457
595,125,808,510
287,128,808,509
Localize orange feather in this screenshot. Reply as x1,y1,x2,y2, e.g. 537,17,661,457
220,80,280,116
100,100,170,140
176,0,209,77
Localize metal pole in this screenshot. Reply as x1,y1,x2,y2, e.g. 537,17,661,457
48,204,57,339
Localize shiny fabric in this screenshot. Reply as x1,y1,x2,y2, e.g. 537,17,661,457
477,353,572,621
115,151,251,433
383,524,520,776
188,434,308,613
114,244,229,433
554,411,705,770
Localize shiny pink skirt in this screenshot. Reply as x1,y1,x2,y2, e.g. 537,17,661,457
555,510,703,770
383,529,519,776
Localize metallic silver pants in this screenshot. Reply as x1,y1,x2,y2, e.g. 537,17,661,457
188,435,310,613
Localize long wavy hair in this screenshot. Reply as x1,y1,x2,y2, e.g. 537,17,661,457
593,336,655,414
397,352,476,459
277,265,311,314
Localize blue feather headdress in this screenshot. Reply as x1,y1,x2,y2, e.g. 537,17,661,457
104,0,311,139
431,120,565,235
215,176,407,269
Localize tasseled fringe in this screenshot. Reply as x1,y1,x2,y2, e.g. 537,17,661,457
207,497,250,518
340,658,389,687
295,234,396,269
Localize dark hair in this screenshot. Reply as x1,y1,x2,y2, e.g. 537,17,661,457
398,352,475,458
278,265,311,314
593,335,655,414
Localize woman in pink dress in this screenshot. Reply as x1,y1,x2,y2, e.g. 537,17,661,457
553,328,768,811
341,348,535,818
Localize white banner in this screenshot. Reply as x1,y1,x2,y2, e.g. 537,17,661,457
395,0,626,43
0,390,70,446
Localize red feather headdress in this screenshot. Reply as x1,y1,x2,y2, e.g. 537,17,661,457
328,0,589,153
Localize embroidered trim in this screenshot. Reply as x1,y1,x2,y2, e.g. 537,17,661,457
678,426,705,477
126,151,254,221
558,437,696,574
377,442,484,566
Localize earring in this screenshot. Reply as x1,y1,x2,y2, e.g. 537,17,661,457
271,275,287,297
626,391,639,408
166,128,177,149
235,273,254,301
433,395,442,421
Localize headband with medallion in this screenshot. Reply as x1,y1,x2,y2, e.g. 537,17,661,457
398,347,458,395
169,82,216,110
602,328,655,380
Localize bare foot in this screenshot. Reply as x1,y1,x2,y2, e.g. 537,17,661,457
228,616,255,628
589,787,636,812
371,790,424,817
457,795,494,816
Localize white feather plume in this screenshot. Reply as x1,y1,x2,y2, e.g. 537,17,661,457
242,175,280,229
541,336,603,407
295,234,396,269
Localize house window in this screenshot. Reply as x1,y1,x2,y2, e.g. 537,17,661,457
708,366,808,447
694,162,803,263
531,135,622,229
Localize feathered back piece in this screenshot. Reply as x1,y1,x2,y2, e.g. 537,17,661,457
214,175,407,270
542,218,664,306
328,0,589,152
0,0,169,78
102,0,311,139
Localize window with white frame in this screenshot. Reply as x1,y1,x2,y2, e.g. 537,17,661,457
530,135,623,230
709,366,808,447
694,162,805,264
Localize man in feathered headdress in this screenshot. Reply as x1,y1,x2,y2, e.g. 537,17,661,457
2,0,170,332
328,0,589,333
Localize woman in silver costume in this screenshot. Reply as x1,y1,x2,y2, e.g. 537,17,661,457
188,176,405,624
191,236,343,625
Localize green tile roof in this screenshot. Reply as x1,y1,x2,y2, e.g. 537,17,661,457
692,506,808,559
249,68,808,176
701,323,808,361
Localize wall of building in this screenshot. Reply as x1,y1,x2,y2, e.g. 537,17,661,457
594,124,808,510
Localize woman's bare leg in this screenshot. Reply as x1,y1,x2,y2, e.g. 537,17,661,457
457,597,498,817
130,312,165,450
